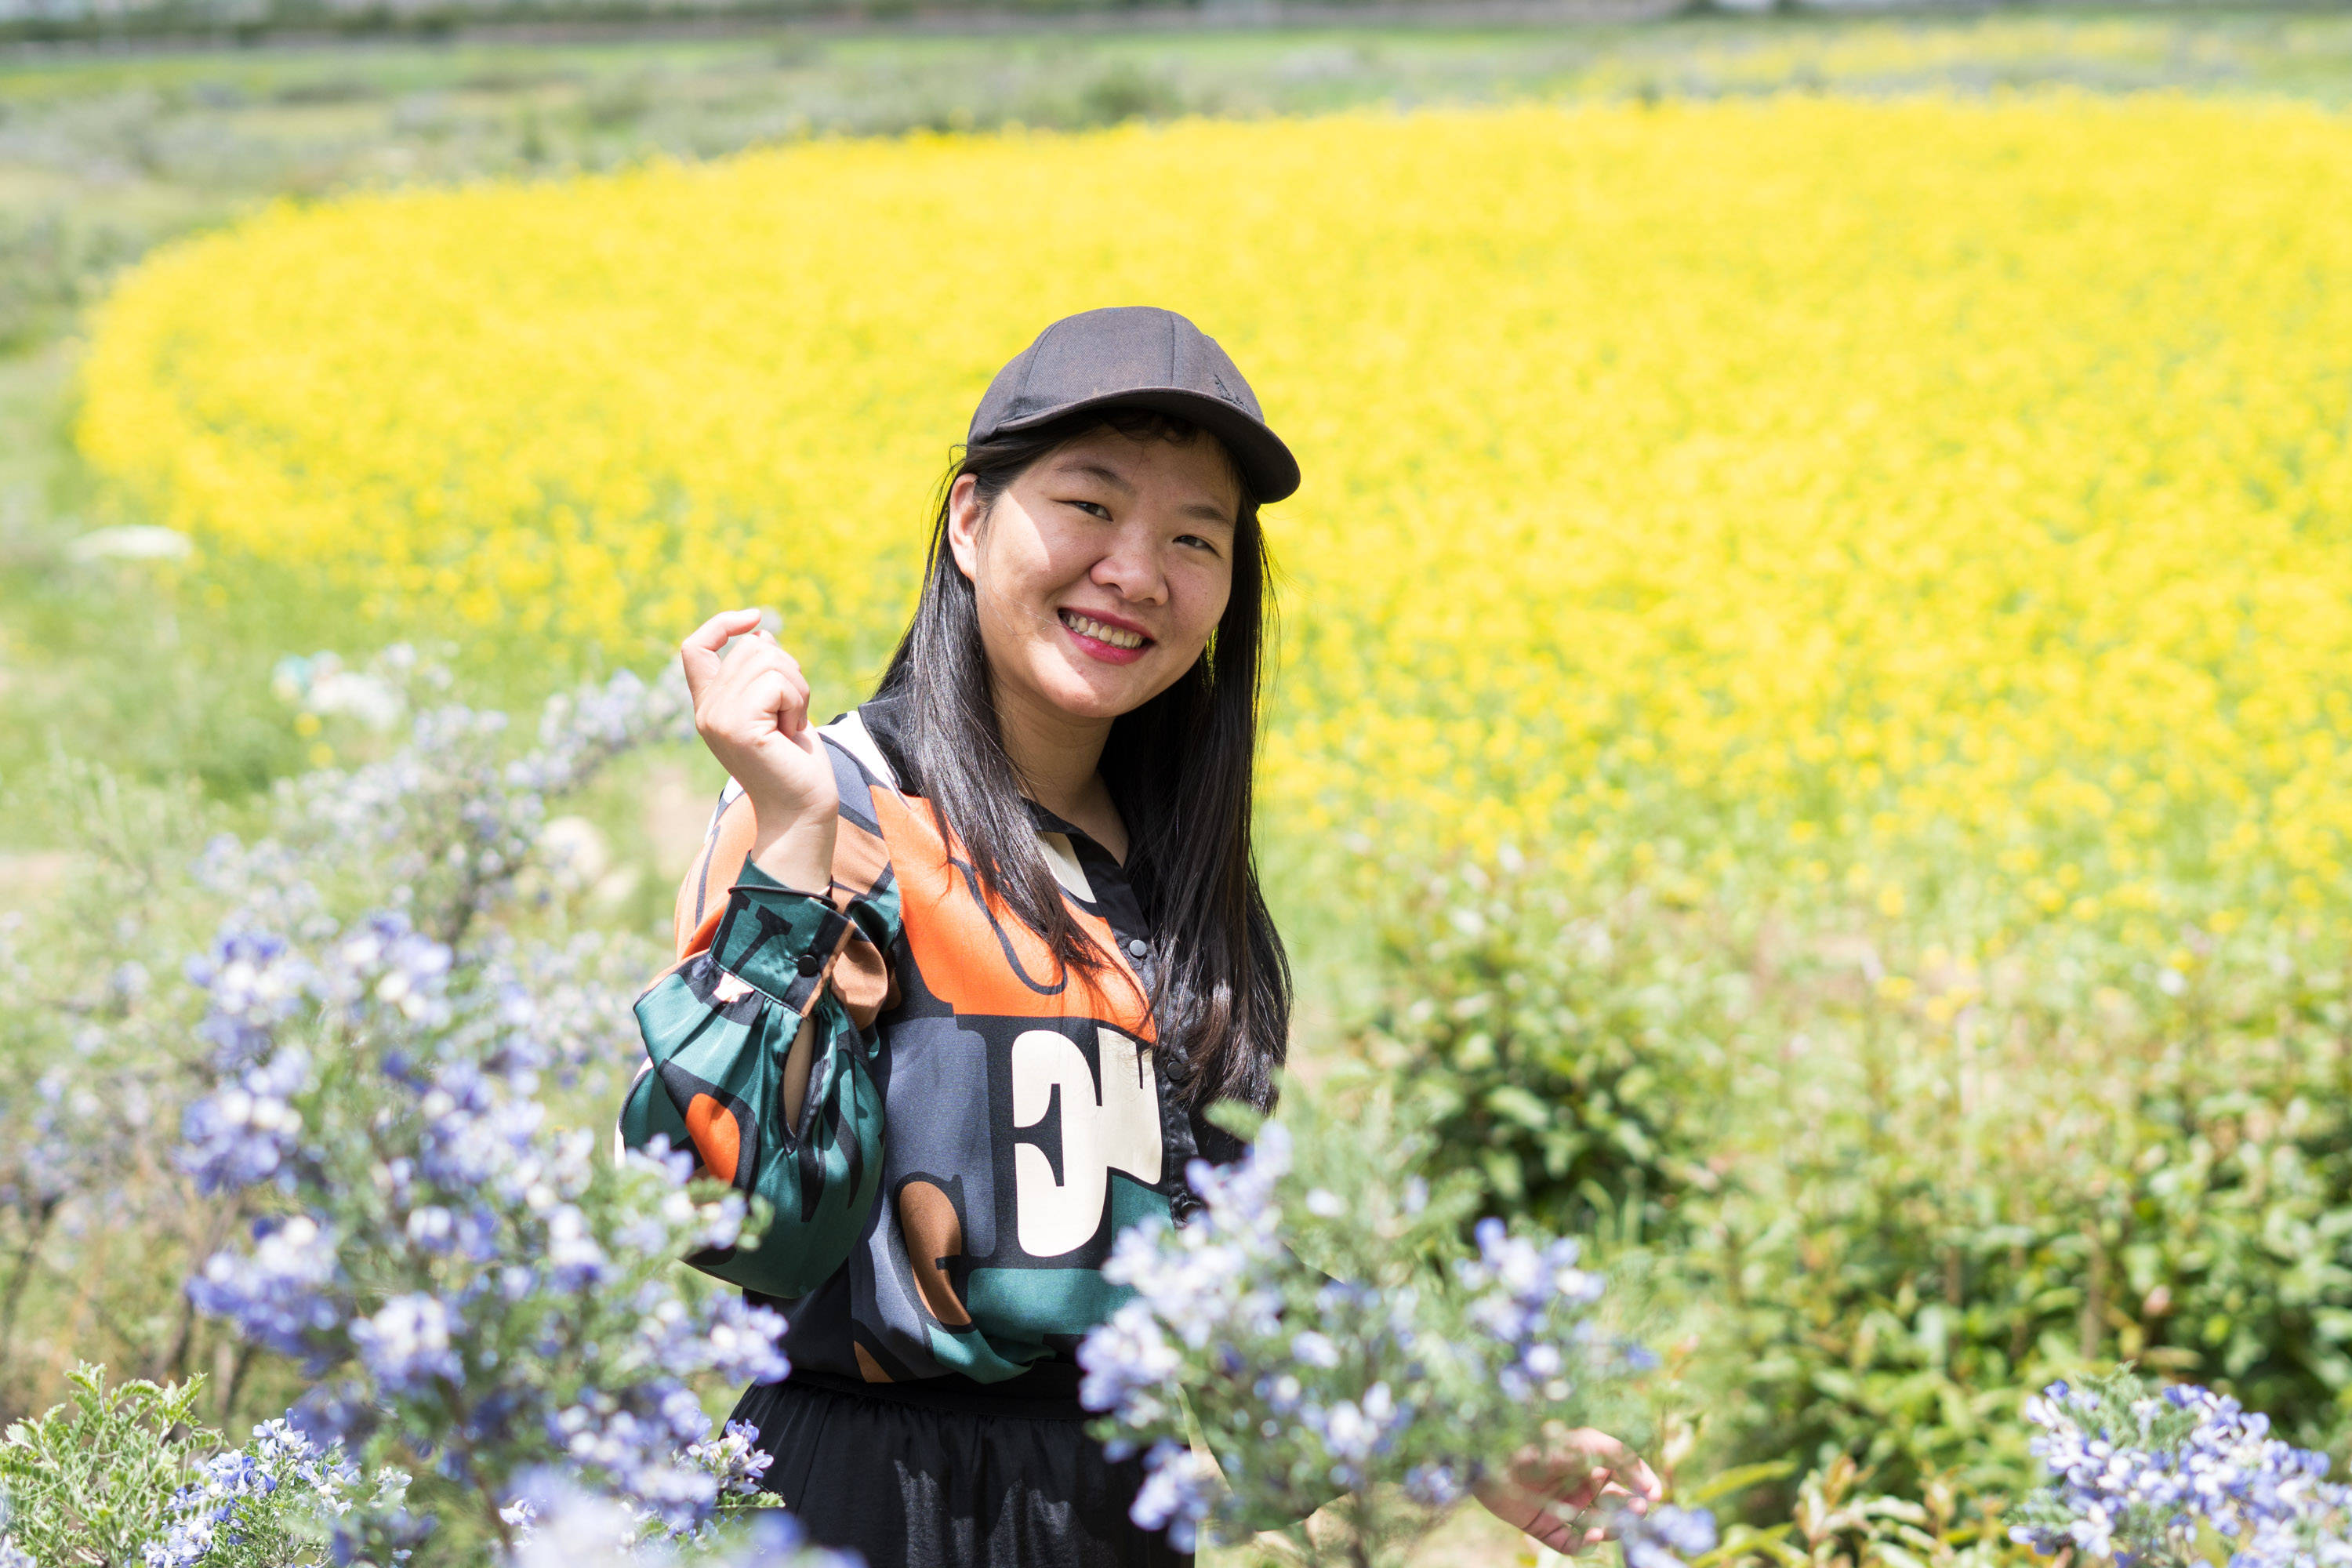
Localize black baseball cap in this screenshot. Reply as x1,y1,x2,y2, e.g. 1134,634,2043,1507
967,307,1301,503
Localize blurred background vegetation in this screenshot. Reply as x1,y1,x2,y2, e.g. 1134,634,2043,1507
9,11,2352,1566
11,9,2352,805
11,7,2352,801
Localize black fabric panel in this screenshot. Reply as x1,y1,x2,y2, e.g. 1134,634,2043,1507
731,1377,1192,1568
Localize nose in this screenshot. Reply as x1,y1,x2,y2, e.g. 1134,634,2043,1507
1090,521,1168,606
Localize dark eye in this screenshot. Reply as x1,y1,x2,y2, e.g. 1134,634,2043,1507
1068,499,1112,520
1175,533,1221,554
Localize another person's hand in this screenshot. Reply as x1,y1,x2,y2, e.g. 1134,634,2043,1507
680,608,839,894
1474,1428,1664,1554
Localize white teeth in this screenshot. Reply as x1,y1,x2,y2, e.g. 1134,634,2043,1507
1062,612,1145,650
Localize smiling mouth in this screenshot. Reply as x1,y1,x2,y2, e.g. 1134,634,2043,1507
1059,610,1151,651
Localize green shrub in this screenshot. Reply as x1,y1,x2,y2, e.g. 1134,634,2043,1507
1358,854,1740,1244
1370,851,2352,1527
0,1364,216,1567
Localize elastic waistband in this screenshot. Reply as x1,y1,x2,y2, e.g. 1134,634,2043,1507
779,1367,1092,1422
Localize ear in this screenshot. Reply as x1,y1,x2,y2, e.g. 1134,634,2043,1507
946,473,985,584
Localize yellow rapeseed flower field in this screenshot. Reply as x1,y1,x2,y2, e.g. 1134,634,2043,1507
77,97,2352,941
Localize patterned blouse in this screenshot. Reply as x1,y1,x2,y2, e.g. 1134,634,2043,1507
619,693,1212,1399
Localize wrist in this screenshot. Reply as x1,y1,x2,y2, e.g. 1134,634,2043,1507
750,810,835,895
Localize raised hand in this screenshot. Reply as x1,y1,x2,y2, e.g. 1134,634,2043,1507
680,608,839,895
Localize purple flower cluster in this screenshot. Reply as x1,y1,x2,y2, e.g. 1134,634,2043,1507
1083,1123,1290,1444
502,1469,858,1568
1080,1127,1305,1545
1454,1218,1603,1404
177,909,467,1197
1101,1123,1291,1345
352,1294,463,1393
2010,1371,2352,1568
1127,1441,1223,1550
5,1065,124,1221
165,658,786,1541
482,932,655,1086
184,1005,782,1522
548,1293,786,1530
327,913,456,1026
1403,1463,1466,1508
1621,1505,1722,1568
187,931,316,1066
176,924,332,1195
1297,1378,1411,1490
681,1419,778,1504
1076,1105,1705,1566
178,1044,311,1196
511,670,694,797
226,651,688,948
142,1417,361,1568
184,1214,343,1360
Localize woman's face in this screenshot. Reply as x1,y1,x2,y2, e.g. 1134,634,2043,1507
949,425,1242,727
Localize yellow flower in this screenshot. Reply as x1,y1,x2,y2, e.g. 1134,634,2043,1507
75,96,2352,937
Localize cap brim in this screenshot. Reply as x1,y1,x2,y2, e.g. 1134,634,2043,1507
990,387,1301,504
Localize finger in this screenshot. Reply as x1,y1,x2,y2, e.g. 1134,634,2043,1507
1521,1486,1586,1536
771,670,812,738
1517,1503,1568,1548
735,666,811,739
706,641,798,713
722,620,786,665
720,636,800,683
686,608,765,656
682,608,765,699
721,652,807,711
1547,1507,1599,1554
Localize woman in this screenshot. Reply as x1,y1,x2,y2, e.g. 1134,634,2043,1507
622,307,1659,1566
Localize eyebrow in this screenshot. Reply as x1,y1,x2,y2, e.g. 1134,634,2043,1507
1178,501,1238,528
1057,459,1237,529
1054,459,1125,492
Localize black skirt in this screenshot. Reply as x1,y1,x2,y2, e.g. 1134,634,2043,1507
730,1373,1194,1568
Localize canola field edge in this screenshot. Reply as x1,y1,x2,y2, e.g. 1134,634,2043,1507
73,95,2352,953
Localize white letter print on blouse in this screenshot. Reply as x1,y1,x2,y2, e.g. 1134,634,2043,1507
1010,1028,1163,1258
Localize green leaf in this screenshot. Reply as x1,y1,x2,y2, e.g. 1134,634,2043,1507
0,1363,219,1568
1484,1084,1555,1132
1682,1459,1799,1506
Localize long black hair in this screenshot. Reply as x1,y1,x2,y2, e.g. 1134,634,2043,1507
873,405,1291,1115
